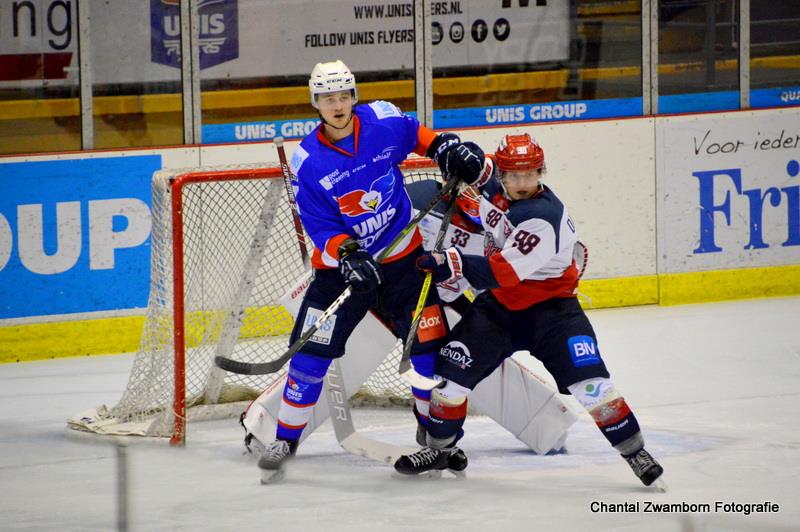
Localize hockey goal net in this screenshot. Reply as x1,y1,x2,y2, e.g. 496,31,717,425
68,158,442,444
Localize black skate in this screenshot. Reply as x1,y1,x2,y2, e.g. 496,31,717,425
258,439,298,484
624,448,664,488
394,446,468,478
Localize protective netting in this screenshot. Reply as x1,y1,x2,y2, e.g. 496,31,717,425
70,160,441,439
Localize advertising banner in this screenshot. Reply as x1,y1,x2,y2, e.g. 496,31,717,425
1,0,567,86
656,108,800,273
0,156,162,319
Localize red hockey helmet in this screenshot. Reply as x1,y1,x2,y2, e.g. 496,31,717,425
494,133,545,172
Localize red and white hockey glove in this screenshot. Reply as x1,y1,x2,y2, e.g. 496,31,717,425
415,248,464,285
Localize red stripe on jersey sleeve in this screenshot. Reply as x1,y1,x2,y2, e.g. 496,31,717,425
488,253,521,287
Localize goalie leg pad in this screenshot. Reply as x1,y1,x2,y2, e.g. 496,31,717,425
427,381,470,448
568,377,641,450
276,352,331,441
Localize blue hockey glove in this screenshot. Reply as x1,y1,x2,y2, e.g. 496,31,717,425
338,239,383,293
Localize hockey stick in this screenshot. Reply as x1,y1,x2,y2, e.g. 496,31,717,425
397,192,459,390
274,136,310,269
325,358,416,463
214,177,462,376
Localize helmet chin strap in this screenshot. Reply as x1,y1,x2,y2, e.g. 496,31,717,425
320,112,354,131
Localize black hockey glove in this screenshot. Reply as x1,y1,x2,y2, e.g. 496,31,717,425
427,133,485,186
338,239,383,293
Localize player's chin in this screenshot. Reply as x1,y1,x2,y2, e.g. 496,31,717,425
510,190,533,200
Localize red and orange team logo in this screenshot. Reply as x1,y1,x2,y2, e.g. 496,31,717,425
415,305,446,343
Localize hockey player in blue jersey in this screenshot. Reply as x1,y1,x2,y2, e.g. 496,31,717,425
394,134,665,487
258,60,484,475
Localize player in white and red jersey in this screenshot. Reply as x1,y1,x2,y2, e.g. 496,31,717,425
258,60,484,475
394,134,665,487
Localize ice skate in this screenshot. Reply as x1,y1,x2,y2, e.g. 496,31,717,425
258,439,297,484
393,446,468,478
623,448,664,489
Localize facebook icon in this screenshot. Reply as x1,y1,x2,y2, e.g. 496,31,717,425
472,20,488,43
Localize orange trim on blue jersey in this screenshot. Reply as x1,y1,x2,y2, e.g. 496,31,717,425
309,233,350,269
325,233,351,260
380,229,422,264
310,229,422,269
316,115,361,157
310,248,326,269
414,125,438,156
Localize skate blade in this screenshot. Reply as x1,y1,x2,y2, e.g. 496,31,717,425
392,469,466,480
651,477,667,493
449,469,467,480
392,470,442,480
260,467,285,485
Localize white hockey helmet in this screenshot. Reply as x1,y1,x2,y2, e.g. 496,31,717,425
308,60,358,109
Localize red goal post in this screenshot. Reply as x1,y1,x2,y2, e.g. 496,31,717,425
68,158,444,445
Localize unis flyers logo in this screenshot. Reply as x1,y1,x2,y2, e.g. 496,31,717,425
287,376,309,392
151,0,239,69
337,169,395,217
415,305,447,343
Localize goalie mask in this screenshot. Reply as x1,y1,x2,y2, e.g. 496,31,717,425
455,185,482,226
494,133,545,172
308,60,358,109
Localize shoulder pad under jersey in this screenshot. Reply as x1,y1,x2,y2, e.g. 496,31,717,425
506,189,564,235
290,144,311,176
367,100,403,120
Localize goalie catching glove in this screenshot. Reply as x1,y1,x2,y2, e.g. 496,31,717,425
338,238,383,293
427,133,486,186
416,248,465,285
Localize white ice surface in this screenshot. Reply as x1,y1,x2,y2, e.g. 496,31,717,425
1,297,799,531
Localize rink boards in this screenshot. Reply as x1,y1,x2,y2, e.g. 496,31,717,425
1,107,798,360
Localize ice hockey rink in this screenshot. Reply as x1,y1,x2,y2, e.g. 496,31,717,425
1,296,798,531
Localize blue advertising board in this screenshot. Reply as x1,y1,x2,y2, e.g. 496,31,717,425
201,97,643,144
0,156,161,319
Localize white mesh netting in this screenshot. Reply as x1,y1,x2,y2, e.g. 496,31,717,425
68,160,442,440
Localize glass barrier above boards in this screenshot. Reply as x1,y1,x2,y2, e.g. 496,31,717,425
1,0,799,155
